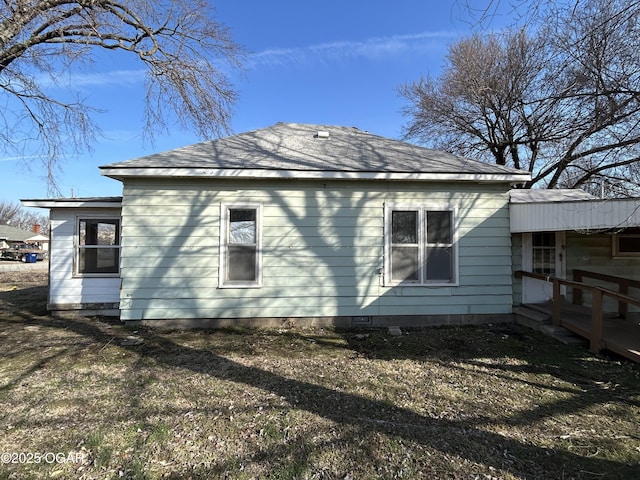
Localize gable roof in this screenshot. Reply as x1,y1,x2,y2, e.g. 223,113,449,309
100,123,530,184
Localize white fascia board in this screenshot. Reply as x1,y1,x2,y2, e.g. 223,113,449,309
101,167,531,184
21,199,122,209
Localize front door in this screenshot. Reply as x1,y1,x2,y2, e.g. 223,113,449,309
522,231,565,304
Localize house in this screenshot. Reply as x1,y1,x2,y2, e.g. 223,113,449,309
25,224,50,253
0,223,36,250
24,123,534,326
0,223,48,260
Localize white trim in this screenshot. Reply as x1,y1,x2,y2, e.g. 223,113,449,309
521,232,533,273
383,203,459,287
521,231,566,304
101,167,530,184
219,203,263,288
22,199,122,208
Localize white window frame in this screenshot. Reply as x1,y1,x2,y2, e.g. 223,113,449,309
75,216,121,277
612,228,640,257
384,203,459,286
219,203,263,288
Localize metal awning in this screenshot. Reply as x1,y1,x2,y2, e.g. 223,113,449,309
510,190,640,233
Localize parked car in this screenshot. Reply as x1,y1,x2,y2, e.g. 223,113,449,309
0,243,46,262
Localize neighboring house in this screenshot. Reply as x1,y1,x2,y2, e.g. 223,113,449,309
510,189,640,311
0,224,34,250
26,224,50,253
0,223,48,259
25,123,532,326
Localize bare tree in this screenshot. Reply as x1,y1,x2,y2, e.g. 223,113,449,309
0,0,243,192
0,201,22,224
401,0,640,196
0,200,48,232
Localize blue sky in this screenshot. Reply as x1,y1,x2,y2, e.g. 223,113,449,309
2,0,515,205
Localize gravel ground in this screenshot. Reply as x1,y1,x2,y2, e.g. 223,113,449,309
0,258,49,273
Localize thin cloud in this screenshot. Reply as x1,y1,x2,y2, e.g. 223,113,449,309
69,69,145,87
40,69,145,89
248,31,459,68
0,155,41,163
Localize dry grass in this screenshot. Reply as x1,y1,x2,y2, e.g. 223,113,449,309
1,270,639,479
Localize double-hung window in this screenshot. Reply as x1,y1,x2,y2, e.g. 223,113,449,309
77,218,120,275
220,204,262,287
385,204,457,285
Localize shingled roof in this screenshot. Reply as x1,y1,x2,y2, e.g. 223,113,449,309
100,123,530,183
0,224,33,242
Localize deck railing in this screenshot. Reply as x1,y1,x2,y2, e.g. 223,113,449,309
572,269,640,319
515,270,640,354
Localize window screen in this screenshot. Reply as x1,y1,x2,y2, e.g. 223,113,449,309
387,206,456,285
78,219,120,274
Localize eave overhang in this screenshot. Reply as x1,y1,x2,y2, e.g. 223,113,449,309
99,167,531,184
21,197,122,209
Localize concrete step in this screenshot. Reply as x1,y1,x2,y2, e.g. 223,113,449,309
513,305,551,331
514,305,587,346
525,303,555,315
540,324,588,346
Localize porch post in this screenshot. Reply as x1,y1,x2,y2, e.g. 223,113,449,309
619,282,629,319
590,288,604,354
552,278,562,326
573,270,583,306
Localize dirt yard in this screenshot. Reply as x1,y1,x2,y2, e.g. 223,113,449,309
1,267,640,479
0,262,49,316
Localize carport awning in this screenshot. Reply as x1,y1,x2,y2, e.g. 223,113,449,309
510,190,640,233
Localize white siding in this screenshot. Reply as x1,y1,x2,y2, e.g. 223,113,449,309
118,179,513,321
49,208,121,309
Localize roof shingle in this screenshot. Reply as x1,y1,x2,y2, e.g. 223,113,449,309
101,123,529,182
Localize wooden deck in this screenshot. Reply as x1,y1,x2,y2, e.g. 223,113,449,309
516,270,640,363
527,301,640,363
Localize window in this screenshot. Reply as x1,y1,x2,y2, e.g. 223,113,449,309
613,228,640,257
532,232,556,275
385,205,457,285
220,204,262,287
77,218,120,275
